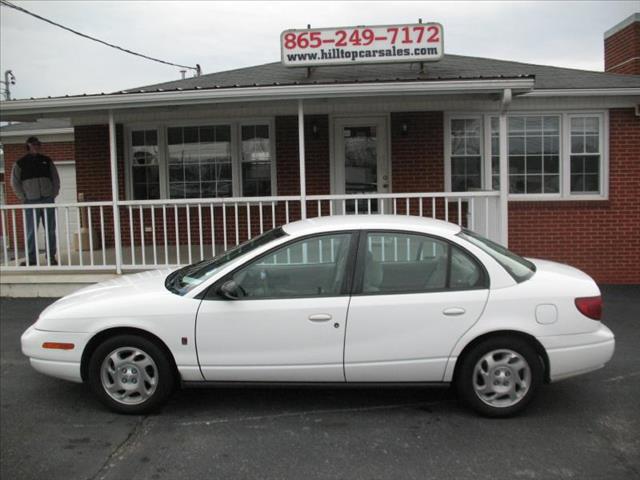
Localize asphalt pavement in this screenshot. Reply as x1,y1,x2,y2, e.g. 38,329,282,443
1,286,639,480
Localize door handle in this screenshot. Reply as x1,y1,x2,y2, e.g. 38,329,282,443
308,313,332,322
443,307,466,316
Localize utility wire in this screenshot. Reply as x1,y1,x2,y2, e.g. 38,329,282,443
0,0,200,74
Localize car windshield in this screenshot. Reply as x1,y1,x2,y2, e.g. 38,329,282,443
457,229,536,283
165,227,287,295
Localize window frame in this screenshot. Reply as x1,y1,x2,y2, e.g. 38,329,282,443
124,118,277,201
444,111,609,201
351,230,489,296
205,230,360,300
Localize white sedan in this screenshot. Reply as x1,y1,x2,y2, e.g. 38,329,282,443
21,216,615,417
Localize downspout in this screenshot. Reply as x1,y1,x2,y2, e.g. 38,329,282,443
499,88,511,247
297,99,307,219
108,111,123,274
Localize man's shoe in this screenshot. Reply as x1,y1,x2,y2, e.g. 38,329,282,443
20,259,37,266
50,257,58,266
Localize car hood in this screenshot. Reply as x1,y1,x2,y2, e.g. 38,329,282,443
35,269,178,329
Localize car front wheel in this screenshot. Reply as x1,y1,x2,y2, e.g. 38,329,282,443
87,335,176,414
456,336,542,417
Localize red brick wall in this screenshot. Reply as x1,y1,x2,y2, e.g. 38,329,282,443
391,112,444,192
605,20,640,74
3,141,75,205
276,114,330,196
74,124,125,202
509,108,640,284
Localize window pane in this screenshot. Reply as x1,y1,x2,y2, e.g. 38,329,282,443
526,175,542,194
526,136,542,155
544,175,559,193
585,135,599,153
526,156,542,174
509,136,524,155
363,233,448,293
544,156,559,174
571,136,584,153
233,233,352,298
570,155,600,193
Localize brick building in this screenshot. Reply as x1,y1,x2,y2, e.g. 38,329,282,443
0,14,638,284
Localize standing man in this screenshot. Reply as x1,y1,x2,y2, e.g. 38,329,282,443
11,136,60,266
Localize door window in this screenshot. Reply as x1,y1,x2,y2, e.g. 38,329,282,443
361,232,486,294
230,233,353,299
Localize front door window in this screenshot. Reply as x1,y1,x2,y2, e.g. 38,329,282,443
334,118,389,213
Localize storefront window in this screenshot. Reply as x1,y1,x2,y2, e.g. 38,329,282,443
450,112,606,200
241,124,272,196
131,129,160,200
167,125,232,199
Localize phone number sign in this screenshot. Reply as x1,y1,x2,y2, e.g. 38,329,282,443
281,23,444,67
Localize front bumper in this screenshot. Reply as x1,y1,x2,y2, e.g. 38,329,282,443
539,324,615,382
21,325,91,383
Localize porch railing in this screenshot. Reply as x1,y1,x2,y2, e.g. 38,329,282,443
0,191,500,271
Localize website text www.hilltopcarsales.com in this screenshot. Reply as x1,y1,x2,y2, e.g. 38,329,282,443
286,45,440,63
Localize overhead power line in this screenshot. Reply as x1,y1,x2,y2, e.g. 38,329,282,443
0,0,201,75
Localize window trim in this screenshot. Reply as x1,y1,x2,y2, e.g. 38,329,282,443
351,229,489,297
124,117,277,201
444,110,609,201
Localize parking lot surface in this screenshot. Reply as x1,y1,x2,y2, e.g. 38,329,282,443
1,286,639,480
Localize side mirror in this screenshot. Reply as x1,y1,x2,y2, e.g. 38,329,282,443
219,279,241,300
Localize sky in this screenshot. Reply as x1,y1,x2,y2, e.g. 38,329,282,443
0,0,638,100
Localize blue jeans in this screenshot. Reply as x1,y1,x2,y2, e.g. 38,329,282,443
24,197,57,264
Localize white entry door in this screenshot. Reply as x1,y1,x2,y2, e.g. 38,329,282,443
333,117,389,213
38,161,78,255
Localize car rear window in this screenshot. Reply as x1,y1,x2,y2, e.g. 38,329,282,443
457,229,535,283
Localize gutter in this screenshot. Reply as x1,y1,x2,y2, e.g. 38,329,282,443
522,88,640,97
0,127,74,138
0,79,535,117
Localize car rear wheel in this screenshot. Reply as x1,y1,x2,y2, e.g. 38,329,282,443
456,336,542,417
88,335,176,414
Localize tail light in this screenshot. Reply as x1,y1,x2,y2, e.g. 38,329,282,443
575,296,602,320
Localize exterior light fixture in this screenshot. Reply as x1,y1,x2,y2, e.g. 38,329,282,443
312,122,319,137
401,122,409,136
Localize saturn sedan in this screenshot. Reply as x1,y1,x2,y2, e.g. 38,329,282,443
21,216,615,417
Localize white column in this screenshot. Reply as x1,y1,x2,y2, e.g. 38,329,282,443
297,99,307,219
499,89,511,247
108,111,123,273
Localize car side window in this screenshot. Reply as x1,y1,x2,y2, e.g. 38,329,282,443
230,233,353,299
362,233,448,294
361,232,486,294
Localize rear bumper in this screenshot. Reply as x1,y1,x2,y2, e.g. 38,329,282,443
539,324,615,382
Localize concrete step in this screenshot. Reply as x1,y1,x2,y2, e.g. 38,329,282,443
0,272,120,298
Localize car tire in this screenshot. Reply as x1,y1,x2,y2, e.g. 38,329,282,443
87,334,176,414
456,336,543,417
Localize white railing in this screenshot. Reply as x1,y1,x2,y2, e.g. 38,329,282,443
0,191,501,271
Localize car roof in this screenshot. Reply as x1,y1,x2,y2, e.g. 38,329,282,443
281,215,461,237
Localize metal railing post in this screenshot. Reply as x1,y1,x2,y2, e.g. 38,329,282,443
297,99,307,219
108,111,123,274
